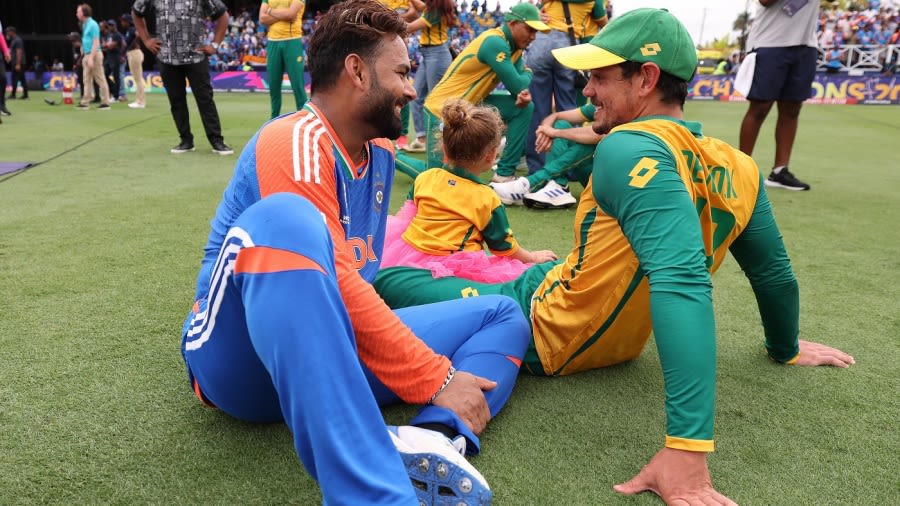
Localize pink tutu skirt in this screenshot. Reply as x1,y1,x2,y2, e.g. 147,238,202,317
381,201,533,283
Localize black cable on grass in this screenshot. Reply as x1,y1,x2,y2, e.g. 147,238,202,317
0,114,166,184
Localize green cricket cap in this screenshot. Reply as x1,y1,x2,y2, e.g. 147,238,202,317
552,8,697,81
504,3,551,33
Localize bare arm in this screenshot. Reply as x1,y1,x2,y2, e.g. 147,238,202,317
261,0,303,25
510,246,557,264
197,11,230,55
132,10,160,54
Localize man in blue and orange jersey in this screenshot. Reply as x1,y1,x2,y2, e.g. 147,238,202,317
181,1,529,504
375,8,854,504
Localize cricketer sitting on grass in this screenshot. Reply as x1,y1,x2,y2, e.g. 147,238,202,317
374,8,855,505
180,2,529,504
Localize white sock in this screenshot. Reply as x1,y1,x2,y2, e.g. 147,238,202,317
773,166,787,174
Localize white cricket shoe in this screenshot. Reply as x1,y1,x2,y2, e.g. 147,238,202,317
489,176,530,206
523,180,576,209
388,425,492,505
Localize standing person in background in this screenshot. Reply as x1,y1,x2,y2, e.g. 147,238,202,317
121,14,146,109
395,2,550,181
76,4,112,110
403,0,458,153
132,0,233,155
738,0,818,191
0,19,10,118
67,32,86,103
101,20,124,103
259,0,308,119
523,0,607,176
5,26,27,100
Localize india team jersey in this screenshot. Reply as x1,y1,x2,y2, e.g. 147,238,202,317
190,103,450,403
530,117,761,451
424,25,531,116
403,167,519,256
263,0,304,40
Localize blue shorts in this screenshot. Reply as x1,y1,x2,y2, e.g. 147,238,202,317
748,46,818,102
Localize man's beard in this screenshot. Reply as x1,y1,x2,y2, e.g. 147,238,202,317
362,73,405,139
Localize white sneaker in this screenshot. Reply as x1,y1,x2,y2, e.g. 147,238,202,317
523,180,577,209
402,138,426,153
388,425,492,505
490,176,530,206
128,102,145,109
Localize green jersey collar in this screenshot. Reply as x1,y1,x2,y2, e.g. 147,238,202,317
446,165,484,185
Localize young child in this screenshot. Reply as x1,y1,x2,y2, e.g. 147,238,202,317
382,99,557,283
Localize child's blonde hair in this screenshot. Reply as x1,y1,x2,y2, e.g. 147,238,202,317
440,98,506,166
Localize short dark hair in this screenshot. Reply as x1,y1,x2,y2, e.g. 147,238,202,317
306,0,408,94
620,60,688,107
79,3,93,18
5,26,15,33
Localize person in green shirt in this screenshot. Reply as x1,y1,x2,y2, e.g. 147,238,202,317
378,8,855,504
395,3,550,180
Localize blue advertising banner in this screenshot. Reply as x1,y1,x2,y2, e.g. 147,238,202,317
22,71,900,105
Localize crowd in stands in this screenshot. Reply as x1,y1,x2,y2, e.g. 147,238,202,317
818,0,900,48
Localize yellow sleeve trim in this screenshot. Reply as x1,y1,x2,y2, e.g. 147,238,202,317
665,436,714,452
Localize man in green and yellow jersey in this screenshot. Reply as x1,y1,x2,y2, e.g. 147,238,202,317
259,0,307,118
377,8,855,504
395,3,549,180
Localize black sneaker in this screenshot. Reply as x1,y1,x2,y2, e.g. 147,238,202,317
97,103,110,110
765,167,810,191
211,141,234,155
171,141,195,154
76,103,90,110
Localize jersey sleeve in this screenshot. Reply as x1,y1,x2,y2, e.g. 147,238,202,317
728,177,801,364
254,125,452,404
477,35,532,96
481,204,519,256
593,131,717,452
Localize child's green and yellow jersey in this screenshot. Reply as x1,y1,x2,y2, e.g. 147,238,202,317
424,25,532,117
403,167,520,256
531,116,800,452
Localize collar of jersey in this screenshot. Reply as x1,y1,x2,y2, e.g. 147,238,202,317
445,165,484,185
632,115,704,139
302,102,369,180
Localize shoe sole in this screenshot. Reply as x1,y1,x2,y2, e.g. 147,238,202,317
171,148,195,154
212,150,234,155
523,198,575,209
398,451,493,506
764,180,809,191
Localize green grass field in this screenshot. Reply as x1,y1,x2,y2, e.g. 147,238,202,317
1,92,897,505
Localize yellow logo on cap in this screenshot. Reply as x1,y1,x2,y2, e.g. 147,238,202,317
640,43,661,56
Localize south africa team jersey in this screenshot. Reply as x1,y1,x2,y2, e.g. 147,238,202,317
531,116,777,451
263,0,304,40
542,0,607,39
424,25,531,116
190,103,450,403
418,9,450,46
403,167,520,256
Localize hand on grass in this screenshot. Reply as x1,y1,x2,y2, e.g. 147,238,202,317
795,340,855,368
528,249,558,263
614,447,738,506
431,370,496,435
